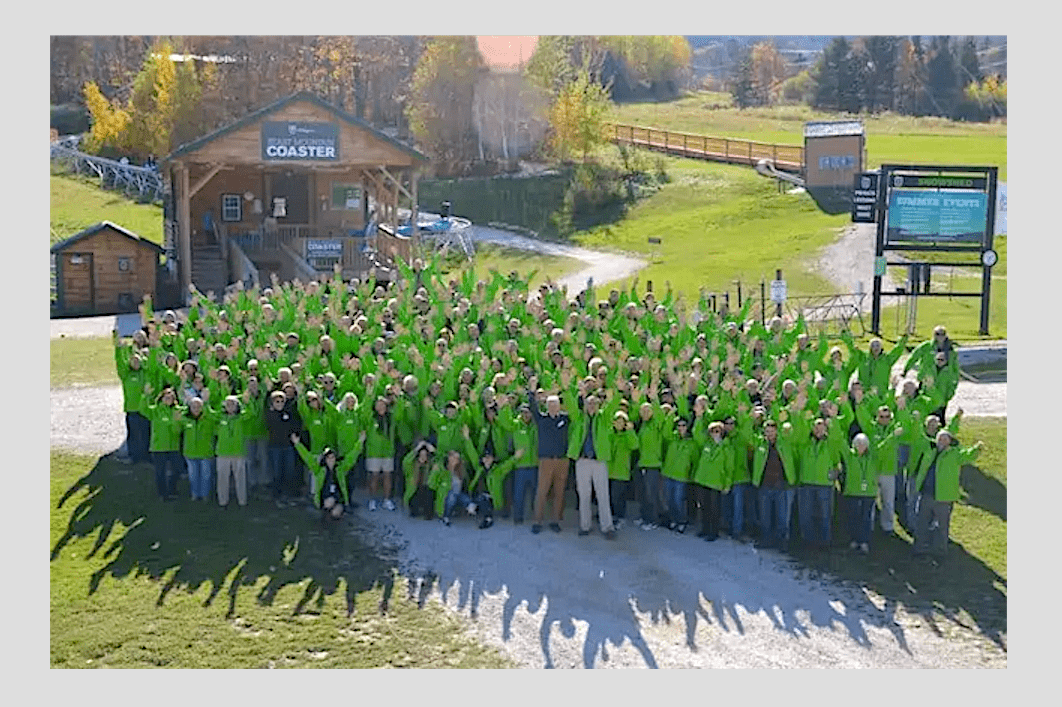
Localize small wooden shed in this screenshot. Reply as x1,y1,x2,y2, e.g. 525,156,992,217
51,221,164,315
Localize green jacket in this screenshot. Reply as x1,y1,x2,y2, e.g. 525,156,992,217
294,439,362,508
635,408,669,469
751,432,798,487
178,409,218,460
839,433,896,497
500,411,538,469
115,343,147,412
297,398,334,454
913,442,980,503
211,403,257,457
243,390,270,440
364,411,397,459
693,437,732,491
607,428,639,481
797,435,840,486
661,431,698,482
139,398,183,453
330,400,364,460
566,396,621,462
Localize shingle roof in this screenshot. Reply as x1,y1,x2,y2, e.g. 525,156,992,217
803,120,865,138
50,221,164,254
164,91,428,164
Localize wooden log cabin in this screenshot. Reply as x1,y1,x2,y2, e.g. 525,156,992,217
51,221,165,315
161,92,430,299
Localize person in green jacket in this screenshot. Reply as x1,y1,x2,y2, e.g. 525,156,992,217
912,430,982,558
292,432,366,521
752,419,798,549
692,421,732,541
504,403,539,525
661,416,698,533
212,394,257,508
841,427,902,554
178,396,217,501
795,417,842,548
402,440,438,519
568,393,619,539
635,399,669,529
243,376,271,492
139,384,184,501
114,330,150,464
365,396,398,512
606,410,639,529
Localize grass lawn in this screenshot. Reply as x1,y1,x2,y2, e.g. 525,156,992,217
51,171,164,245
51,336,119,388
50,451,513,668
612,93,1007,180
874,235,1008,343
573,154,848,298
470,244,584,289
790,416,1006,648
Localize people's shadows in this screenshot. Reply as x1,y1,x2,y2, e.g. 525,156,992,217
960,463,1007,522
796,513,1007,653
52,456,399,621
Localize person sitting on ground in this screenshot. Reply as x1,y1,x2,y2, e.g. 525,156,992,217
402,440,439,519
440,449,478,526
291,431,365,521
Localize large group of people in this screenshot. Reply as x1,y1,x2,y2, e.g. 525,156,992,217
113,255,982,559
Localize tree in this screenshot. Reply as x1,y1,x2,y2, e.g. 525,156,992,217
547,69,613,162
925,36,959,117
82,81,131,158
860,36,898,112
959,36,983,85
407,36,485,174
731,52,757,108
749,40,788,106
812,37,851,111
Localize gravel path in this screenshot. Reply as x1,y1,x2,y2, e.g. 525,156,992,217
465,225,646,296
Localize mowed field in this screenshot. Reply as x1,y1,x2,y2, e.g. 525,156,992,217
612,93,1007,180
51,170,164,245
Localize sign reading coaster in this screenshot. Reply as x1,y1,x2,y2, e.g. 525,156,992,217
306,239,343,259
262,122,340,161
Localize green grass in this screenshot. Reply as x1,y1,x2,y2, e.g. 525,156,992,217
51,171,164,245
612,93,1007,180
875,235,1008,343
50,451,513,668
790,417,1006,648
51,336,120,388
471,244,584,289
573,155,848,298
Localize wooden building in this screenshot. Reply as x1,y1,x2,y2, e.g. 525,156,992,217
51,221,164,315
803,120,867,214
161,92,430,297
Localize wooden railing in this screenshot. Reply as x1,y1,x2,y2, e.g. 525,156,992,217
607,123,805,173
49,143,165,202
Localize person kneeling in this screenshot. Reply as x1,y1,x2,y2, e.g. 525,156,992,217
403,440,438,520
441,450,478,526
292,432,364,521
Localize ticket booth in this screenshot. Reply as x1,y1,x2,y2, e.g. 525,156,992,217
803,120,866,214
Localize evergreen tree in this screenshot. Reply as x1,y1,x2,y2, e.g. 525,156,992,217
926,36,960,117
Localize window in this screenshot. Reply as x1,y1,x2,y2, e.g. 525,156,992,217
331,184,361,210
221,194,242,222
118,257,131,272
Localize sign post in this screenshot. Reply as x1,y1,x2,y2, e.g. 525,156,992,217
770,269,786,318
865,164,997,336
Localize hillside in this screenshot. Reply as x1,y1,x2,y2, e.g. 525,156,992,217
50,171,164,245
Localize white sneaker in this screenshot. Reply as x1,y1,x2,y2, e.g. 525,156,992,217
466,503,478,515
383,499,396,511
615,519,624,530
368,499,378,511
642,522,658,531
860,543,870,554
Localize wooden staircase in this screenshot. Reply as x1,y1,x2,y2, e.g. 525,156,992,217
191,244,228,300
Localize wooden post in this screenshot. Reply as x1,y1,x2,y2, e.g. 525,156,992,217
177,163,193,295
410,168,420,252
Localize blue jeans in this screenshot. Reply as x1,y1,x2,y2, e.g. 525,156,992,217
846,496,875,545
186,458,214,500
639,468,662,524
125,412,151,463
798,485,833,546
663,477,687,526
725,482,752,536
610,478,629,519
151,451,182,498
269,445,296,498
512,466,538,522
896,444,911,527
757,486,795,545
444,490,474,519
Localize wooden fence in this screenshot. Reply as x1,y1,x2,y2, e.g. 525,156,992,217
608,123,804,173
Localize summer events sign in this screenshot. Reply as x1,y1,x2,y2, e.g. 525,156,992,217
886,189,988,244
261,122,339,161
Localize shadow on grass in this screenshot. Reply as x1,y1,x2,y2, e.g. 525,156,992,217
960,465,1007,522
53,457,1006,667
52,457,398,620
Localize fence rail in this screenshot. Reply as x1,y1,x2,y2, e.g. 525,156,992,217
608,123,805,173
50,143,165,202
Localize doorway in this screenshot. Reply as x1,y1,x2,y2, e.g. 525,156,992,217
269,172,309,223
